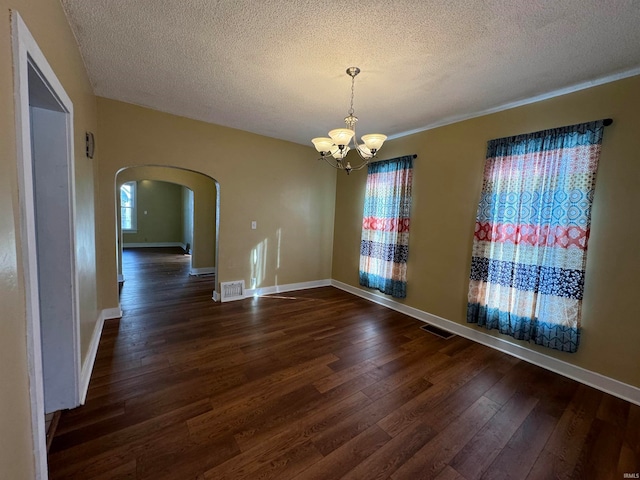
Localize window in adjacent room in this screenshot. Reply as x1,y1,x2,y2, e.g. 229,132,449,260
120,181,137,232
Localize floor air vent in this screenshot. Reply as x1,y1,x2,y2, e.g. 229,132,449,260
220,280,245,302
420,324,456,339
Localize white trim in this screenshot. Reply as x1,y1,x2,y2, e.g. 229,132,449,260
79,307,121,404
12,14,47,478
388,67,640,141
102,307,123,320
245,279,331,298
213,279,332,301
123,242,186,249
79,315,104,404
331,280,640,406
117,274,125,283
190,266,216,276
12,11,81,479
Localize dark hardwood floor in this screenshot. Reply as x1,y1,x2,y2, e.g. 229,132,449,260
48,247,640,479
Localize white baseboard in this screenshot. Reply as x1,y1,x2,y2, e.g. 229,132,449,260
213,279,330,302
210,279,331,302
331,280,640,406
79,307,122,404
190,267,216,276
245,279,331,298
123,242,186,249
102,307,123,320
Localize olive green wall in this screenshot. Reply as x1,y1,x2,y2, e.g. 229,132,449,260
116,166,217,271
122,180,184,244
332,74,640,388
97,98,336,310
0,1,99,477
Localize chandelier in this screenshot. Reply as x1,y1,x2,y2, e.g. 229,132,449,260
311,67,387,175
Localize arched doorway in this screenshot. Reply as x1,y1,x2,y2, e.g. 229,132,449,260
115,165,220,299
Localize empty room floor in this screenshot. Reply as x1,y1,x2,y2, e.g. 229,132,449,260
47,248,640,479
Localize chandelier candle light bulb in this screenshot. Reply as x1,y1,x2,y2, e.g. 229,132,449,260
312,67,387,174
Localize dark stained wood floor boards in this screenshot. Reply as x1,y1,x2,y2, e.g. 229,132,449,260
48,247,640,479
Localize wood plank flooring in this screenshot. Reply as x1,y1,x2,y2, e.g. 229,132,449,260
48,247,640,479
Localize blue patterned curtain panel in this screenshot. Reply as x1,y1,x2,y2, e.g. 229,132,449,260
359,155,413,298
467,120,606,353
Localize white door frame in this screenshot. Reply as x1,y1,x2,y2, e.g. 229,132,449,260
12,11,81,479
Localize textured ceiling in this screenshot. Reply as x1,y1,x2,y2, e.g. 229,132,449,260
61,0,640,146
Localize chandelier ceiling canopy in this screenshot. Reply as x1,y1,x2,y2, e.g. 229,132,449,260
312,67,387,175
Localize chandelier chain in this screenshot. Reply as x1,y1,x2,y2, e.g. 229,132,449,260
311,67,386,175
349,74,355,117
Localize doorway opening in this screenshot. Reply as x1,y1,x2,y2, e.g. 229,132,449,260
115,166,220,301
13,11,81,479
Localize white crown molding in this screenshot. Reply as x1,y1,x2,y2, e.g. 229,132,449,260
331,280,640,406
388,67,640,141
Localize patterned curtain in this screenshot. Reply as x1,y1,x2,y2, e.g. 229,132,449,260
359,155,413,298
467,120,606,353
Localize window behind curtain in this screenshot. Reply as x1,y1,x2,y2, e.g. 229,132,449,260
467,120,606,353
359,155,413,298
120,181,137,231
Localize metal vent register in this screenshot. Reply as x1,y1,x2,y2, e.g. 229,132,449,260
220,280,245,302
420,324,456,339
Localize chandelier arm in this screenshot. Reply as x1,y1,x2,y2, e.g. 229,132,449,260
346,116,367,160
319,155,344,170
351,135,378,162
349,160,370,172
350,136,364,154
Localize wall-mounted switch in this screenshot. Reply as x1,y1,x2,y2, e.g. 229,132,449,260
251,221,257,230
